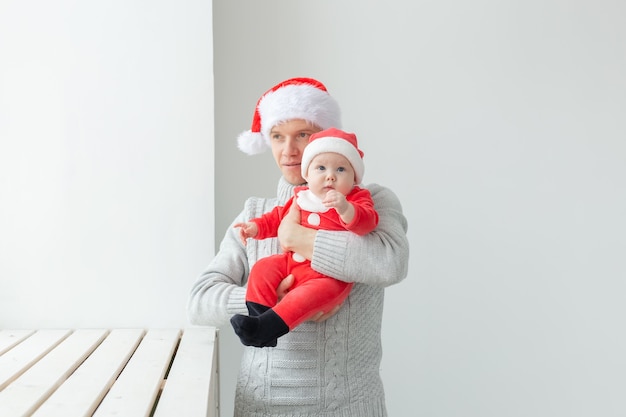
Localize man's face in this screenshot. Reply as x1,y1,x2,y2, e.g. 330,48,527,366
269,119,322,185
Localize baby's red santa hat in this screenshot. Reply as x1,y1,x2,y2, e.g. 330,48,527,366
237,77,342,155
301,127,365,185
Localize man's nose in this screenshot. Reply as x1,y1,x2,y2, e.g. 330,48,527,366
283,137,299,155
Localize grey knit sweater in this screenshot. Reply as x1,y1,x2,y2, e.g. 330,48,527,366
188,177,409,417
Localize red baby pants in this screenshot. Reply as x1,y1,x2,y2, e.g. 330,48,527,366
246,252,353,330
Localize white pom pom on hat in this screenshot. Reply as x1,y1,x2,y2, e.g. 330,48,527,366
237,77,342,155
301,127,365,185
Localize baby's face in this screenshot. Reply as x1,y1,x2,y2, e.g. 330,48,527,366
306,152,355,199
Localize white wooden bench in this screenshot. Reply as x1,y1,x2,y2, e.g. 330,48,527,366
0,328,219,417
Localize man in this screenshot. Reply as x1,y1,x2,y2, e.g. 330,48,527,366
188,77,409,417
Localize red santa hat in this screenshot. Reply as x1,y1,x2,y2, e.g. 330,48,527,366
237,77,342,155
301,128,365,185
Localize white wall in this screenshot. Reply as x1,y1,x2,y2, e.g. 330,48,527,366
214,1,626,416
0,0,214,328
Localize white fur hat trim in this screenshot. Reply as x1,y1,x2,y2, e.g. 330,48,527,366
301,136,365,185
237,79,341,155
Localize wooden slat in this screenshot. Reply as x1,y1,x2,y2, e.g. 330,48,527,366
0,329,107,417
0,329,71,391
153,328,219,417
32,329,145,417
93,329,181,417
0,330,35,356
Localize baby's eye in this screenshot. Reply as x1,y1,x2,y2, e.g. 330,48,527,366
337,167,346,172
316,165,326,171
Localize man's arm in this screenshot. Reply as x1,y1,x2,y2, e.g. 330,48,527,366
187,213,249,327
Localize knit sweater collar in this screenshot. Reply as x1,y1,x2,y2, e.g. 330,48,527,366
276,176,304,205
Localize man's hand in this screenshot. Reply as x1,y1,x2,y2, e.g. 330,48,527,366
276,274,295,302
309,304,343,322
278,204,316,259
277,203,301,252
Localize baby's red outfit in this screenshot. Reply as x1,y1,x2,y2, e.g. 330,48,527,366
231,185,378,347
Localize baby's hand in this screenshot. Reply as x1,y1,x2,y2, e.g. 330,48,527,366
323,190,349,213
234,222,258,245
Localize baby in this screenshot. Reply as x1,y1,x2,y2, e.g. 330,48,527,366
230,128,378,347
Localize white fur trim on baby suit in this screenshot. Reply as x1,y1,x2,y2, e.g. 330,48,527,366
301,136,365,185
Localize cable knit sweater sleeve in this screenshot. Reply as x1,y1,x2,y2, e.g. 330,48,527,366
187,210,250,328
311,183,409,287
